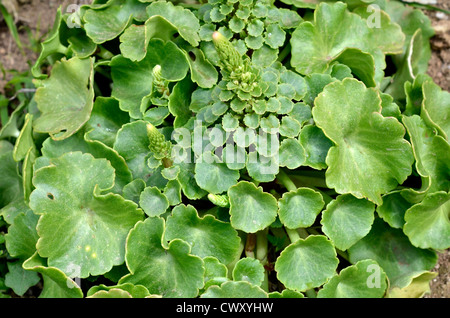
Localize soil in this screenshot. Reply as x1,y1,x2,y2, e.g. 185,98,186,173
0,0,449,298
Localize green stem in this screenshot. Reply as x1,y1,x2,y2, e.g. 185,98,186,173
96,46,114,60
277,42,291,63
305,289,317,298
336,248,350,262
277,169,297,192
285,228,300,243
298,228,309,239
256,229,268,264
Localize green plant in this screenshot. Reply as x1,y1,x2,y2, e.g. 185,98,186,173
0,0,448,299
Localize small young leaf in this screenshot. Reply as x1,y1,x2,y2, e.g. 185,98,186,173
228,181,278,233
195,152,240,194
321,194,375,251
232,258,265,286
278,138,305,170
139,186,169,217
278,188,325,229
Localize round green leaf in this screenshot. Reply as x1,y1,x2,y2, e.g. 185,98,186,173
278,187,325,229
376,191,412,229
403,191,450,250
246,151,279,183
194,152,240,194
228,181,278,233
321,194,375,251
265,23,286,49
317,260,387,298
290,2,383,85
165,204,241,264
232,258,265,287
29,152,144,278
139,186,169,217
312,78,414,205
279,116,301,138
201,281,267,298
275,235,338,292
120,217,205,298
278,138,305,169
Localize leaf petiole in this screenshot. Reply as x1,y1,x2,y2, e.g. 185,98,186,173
277,169,297,192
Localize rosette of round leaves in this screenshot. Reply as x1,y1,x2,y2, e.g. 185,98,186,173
199,0,301,52
188,33,309,184
29,152,144,278
118,0,218,89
